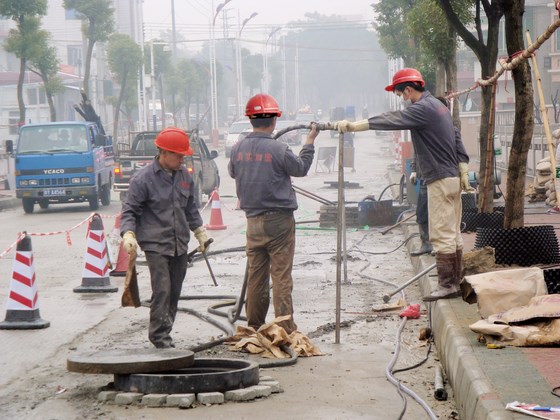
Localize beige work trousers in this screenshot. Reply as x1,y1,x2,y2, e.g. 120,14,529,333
427,177,463,254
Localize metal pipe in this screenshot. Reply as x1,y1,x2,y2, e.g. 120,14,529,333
434,364,448,401
382,263,437,303
292,184,334,205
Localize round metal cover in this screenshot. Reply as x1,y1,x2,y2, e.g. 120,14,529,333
67,348,195,374
114,358,260,394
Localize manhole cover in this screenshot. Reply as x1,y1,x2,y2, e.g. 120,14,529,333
114,358,260,394
67,348,195,374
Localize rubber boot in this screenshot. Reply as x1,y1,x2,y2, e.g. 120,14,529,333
423,252,460,302
410,223,433,256
456,248,463,284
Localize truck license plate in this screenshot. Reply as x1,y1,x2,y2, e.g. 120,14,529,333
43,188,65,196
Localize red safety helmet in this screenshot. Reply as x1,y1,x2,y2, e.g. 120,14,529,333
154,127,193,156
384,68,425,92
245,94,282,118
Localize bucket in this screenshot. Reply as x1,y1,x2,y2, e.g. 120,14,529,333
358,197,393,227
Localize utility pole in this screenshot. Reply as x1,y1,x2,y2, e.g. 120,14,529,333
171,0,177,126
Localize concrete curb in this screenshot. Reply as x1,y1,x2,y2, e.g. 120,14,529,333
401,222,514,419
0,195,19,211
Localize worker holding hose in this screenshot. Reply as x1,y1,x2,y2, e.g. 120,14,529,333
228,94,319,333
335,68,470,301
120,128,211,348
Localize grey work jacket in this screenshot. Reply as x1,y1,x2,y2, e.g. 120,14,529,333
369,91,459,184
120,157,203,256
228,131,315,217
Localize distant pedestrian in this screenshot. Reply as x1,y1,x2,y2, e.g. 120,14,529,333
228,94,320,333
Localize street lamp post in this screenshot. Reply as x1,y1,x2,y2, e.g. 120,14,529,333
236,12,258,119
210,0,232,147
263,27,281,93
150,40,157,131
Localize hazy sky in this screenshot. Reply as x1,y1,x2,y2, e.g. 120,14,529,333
142,0,376,49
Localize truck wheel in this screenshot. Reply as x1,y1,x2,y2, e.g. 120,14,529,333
22,198,35,214
39,200,49,209
89,194,100,211
101,184,111,206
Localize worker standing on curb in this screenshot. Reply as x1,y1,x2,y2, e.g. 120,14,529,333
335,68,471,301
228,94,320,333
120,128,211,348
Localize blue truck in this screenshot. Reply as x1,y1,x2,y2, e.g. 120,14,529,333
8,121,114,213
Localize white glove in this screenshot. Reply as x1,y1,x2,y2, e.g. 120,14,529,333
410,172,417,184
194,226,210,252
458,162,473,192
335,119,369,133
122,231,138,255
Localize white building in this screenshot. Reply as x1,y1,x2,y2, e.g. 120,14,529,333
0,0,143,141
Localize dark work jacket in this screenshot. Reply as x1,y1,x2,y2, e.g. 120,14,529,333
120,157,203,256
369,91,459,184
228,131,315,217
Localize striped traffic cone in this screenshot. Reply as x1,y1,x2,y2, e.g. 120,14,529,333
74,214,118,293
109,213,129,277
205,189,227,230
0,234,50,329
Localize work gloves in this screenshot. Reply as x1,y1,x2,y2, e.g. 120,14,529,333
410,172,417,185
335,119,370,133
458,162,473,192
194,226,211,253
122,231,138,255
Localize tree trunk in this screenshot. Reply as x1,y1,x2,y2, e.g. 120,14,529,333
17,57,26,125
40,74,57,122
159,75,165,129
503,1,533,228
113,72,128,142
83,24,96,96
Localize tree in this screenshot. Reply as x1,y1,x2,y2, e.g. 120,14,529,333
501,1,533,228
438,1,505,214
0,0,48,125
144,41,172,129
63,0,115,96
107,33,142,141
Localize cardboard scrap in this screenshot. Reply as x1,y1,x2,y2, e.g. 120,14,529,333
227,315,324,358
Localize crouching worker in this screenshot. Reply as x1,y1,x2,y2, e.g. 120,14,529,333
228,94,320,333
120,127,211,348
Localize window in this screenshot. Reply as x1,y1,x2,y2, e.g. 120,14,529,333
65,9,81,20
27,88,38,105
67,46,83,68
9,112,19,135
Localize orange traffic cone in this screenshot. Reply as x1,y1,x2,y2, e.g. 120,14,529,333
0,234,50,329
205,189,227,230
74,214,118,293
110,213,129,277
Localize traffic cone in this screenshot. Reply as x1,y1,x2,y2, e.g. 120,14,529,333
74,214,118,293
0,234,50,329
205,188,227,230
110,213,129,277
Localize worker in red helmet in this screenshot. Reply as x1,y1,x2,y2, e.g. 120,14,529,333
335,68,470,302
120,127,211,348
228,93,320,334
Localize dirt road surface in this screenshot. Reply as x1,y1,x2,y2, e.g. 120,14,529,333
0,130,458,419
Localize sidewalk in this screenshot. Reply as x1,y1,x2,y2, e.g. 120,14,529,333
0,190,18,211
395,173,560,419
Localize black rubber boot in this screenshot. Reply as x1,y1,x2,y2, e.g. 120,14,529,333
410,223,433,256
423,252,460,302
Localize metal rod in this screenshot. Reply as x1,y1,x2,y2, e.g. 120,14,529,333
380,212,416,235
202,252,218,286
434,364,448,401
292,183,335,205
382,263,437,303
335,130,345,344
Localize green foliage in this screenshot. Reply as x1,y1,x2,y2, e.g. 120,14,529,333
372,0,417,64
107,33,142,82
27,31,64,96
63,0,115,43
0,0,47,19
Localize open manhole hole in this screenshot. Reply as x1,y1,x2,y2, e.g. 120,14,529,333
114,358,260,394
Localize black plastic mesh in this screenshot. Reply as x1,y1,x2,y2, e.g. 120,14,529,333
461,207,505,233
543,268,560,294
474,225,560,266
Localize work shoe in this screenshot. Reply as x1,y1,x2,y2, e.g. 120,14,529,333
410,223,433,256
422,285,460,302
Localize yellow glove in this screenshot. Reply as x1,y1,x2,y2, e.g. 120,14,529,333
122,231,138,255
194,226,211,252
458,162,473,192
335,119,369,133
410,172,417,185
